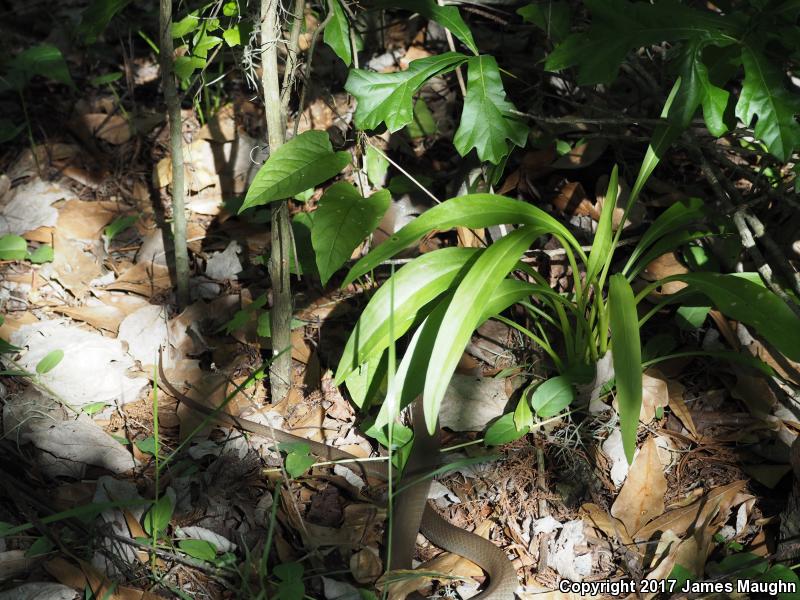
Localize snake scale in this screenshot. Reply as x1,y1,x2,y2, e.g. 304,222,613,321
157,356,517,598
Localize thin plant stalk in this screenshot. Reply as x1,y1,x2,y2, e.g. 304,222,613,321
159,0,190,308
260,0,293,404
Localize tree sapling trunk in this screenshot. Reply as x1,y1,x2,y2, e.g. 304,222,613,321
159,0,190,308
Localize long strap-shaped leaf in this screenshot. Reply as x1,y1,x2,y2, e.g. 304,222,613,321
335,247,480,384
375,278,561,430
342,194,584,286
608,274,642,464
423,226,546,434
653,273,800,362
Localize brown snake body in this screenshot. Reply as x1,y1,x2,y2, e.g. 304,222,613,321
157,357,517,598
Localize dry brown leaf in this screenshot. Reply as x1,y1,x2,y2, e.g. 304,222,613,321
611,437,667,537
197,103,237,142
56,199,117,240
748,338,800,385
641,253,688,296
552,181,594,217
666,379,697,438
552,139,608,170
640,369,670,423
291,404,325,442
54,303,126,333
153,138,219,192
730,373,777,417
291,328,311,363
104,262,172,298
580,503,632,545
52,232,103,299
45,557,160,600
456,226,486,248
634,480,747,541
350,548,383,583
708,309,739,350
0,312,39,340
77,113,132,145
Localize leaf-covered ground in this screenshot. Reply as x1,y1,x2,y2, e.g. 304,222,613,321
1,1,800,599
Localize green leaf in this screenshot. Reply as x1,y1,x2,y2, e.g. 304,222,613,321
78,0,131,43
345,52,468,132
179,539,217,561
285,449,316,478
342,194,582,286
336,247,481,384
530,375,574,418
608,274,642,464
675,305,710,330
668,37,731,136
241,130,351,211
374,279,550,429
586,165,618,284
669,273,800,361
424,226,545,433
29,245,54,264
90,72,123,86
223,1,238,17
105,215,138,242
275,562,305,600
513,392,533,430
0,235,29,260
143,495,174,536
629,77,683,205
193,34,222,59
715,552,768,579
365,145,389,187
172,11,201,38
544,0,732,85
0,338,21,355
375,0,477,54
762,564,800,600
81,402,109,415
405,98,437,138
485,412,529,446
623,197,707,275
736,46,800,161
135,436,158,455
517,1,571,41
0,120,25,144
36,349,64,374
25,535,54,557
324,0,354,65
222,25,242,47
311,183,390,285
291,212,319,278
174,55,206,81
7,44,74,90
453,55,529,165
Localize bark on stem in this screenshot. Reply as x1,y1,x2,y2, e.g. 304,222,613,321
159,0,190,308
261,0,292,403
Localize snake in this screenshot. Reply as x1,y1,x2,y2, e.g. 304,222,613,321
157,356,518,598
